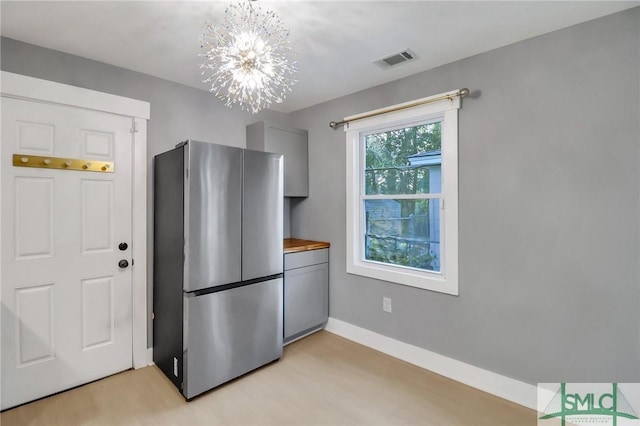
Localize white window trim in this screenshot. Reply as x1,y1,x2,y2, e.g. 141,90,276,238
345,90,459,295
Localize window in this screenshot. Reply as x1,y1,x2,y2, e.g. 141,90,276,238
346,91,460,295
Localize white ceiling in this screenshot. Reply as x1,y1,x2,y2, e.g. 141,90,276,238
2,1,638,113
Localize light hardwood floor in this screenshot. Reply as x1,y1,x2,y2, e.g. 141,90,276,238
1,331,536,425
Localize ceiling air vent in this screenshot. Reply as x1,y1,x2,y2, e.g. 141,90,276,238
374,49,418,69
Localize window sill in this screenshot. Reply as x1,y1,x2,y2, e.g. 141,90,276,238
347,261,458,296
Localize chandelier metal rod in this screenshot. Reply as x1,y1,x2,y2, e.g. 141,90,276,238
329,88,470,129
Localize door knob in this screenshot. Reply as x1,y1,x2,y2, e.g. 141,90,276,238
119,242,128,251
118,259,129,269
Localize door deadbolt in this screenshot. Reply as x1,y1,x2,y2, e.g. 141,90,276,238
119,242,128,251
118,259,129,269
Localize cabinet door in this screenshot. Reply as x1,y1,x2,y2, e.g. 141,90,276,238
266,126,308,197
284,263,328,340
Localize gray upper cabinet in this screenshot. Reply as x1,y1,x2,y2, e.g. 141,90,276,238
246,121,309,197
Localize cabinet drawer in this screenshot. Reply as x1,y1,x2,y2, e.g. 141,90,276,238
284,248,328,270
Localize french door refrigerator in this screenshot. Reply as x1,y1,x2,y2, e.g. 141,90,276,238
153,140,284,399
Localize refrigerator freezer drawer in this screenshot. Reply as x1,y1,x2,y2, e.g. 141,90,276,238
183,278,283,399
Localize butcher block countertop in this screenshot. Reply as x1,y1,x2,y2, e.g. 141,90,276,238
284,238,330,254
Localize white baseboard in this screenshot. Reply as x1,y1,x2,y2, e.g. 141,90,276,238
145,348,154,367
325,317,537,410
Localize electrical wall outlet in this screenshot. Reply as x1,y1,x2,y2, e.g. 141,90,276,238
383,297,392,313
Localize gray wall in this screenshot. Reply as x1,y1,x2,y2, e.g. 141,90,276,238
2,6,639,386
0,37,291,346
289,7,640,385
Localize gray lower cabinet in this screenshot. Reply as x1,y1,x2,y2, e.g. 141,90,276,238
284,248,329,343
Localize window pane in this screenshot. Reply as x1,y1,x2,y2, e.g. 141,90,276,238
364,122,441,195
364,198,440,272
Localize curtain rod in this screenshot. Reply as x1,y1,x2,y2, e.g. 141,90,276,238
329,88,470,129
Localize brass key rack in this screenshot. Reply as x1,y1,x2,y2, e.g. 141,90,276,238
13,154,114,173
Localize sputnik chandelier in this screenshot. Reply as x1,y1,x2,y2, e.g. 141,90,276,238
200,1,297,114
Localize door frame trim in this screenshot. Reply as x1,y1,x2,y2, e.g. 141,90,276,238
0,70,150,370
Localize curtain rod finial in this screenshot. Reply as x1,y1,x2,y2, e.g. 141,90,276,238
459,88,470,98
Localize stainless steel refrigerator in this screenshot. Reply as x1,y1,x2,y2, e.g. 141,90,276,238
153,140,284,399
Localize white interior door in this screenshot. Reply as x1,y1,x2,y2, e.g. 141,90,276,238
1,96,134,410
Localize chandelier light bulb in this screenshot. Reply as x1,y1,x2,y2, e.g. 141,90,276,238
200,1,298,114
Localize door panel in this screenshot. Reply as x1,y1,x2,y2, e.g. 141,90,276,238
81,129,114,158
81,276,114,349
15,283,55,367
14,177,55,259
81,179,114,253
1,97,134,410
16,120,55,155
185,141,242,291
242,150,284,281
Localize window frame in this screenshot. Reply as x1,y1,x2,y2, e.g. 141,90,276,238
345,91,460,295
